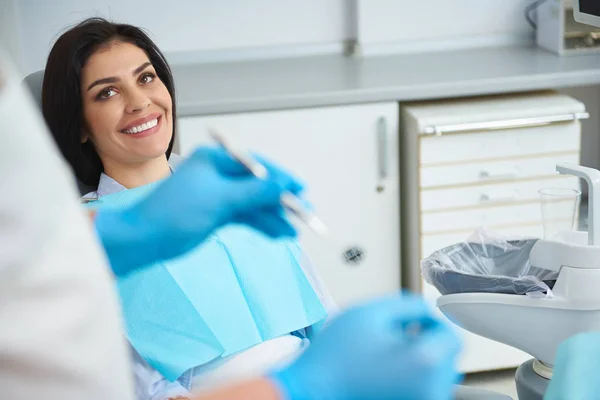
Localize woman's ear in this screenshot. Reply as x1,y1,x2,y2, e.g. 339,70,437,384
81,131,89,143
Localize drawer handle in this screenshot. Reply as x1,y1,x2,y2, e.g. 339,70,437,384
422,112,590,136
376,117,388,192
479,192,519,204
479,169,519,181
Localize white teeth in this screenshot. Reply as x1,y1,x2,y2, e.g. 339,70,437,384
123,118,158,134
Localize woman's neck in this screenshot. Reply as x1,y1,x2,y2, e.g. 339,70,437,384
101,155,171,189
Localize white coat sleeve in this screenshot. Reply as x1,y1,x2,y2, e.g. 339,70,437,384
0,51,135,399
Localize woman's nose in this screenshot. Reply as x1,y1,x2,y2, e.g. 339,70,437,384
124,88,151,113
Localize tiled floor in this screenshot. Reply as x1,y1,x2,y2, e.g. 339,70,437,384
463,369,519,399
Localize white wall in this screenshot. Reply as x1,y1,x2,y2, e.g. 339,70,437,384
16,0,350,75
356,0,534,54
16,0,544,75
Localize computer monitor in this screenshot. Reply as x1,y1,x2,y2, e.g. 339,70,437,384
573,0,600,28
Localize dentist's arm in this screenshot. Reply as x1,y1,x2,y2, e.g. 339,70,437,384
191,293,462,400
94,147,304,277
188,380,279,400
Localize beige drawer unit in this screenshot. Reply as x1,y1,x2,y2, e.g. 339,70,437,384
400,91,587,373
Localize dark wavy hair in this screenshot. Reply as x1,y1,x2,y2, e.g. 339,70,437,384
42,17,176,187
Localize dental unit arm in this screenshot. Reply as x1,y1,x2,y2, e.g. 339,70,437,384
529,163,600,274
557,163,600,245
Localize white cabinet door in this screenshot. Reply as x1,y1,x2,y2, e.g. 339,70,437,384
177,103,401,309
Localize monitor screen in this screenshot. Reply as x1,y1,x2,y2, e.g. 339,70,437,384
580,0,600,17
575,0,600,27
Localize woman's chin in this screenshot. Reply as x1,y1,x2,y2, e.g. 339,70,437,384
131,137,172,159
149,147,171,160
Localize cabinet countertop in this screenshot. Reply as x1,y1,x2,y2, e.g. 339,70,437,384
171,45,600,117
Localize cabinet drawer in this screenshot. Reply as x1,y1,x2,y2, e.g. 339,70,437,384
421,203,576,234
419,123,581,166
421,176,579,212
420,153,579,189
420,225,544,259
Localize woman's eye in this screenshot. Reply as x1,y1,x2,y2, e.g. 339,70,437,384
97,88,117,100
140,73,156,84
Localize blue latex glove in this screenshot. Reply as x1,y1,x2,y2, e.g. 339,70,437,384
544,331,600,400
270,292,462,400
95,146,304,276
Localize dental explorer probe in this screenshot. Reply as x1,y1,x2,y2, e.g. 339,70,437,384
208,128,329,237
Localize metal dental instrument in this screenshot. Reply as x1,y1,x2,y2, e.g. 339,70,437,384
209,128,329,237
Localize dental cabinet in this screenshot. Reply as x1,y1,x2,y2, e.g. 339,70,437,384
176,103,402,309
400,91,587,373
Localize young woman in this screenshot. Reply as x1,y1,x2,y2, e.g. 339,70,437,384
42,18,336,400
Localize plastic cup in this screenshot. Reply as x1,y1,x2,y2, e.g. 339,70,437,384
539,188,581,240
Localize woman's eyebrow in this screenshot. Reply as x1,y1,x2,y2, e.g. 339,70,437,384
86,62,152,91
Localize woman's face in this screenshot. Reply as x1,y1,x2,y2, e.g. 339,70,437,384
80,41,173,165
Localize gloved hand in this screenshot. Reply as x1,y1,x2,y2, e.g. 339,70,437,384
544,331,600,400
95,146,304,276
270,292,462,400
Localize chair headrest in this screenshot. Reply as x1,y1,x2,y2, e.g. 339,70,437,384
22,70,44,110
